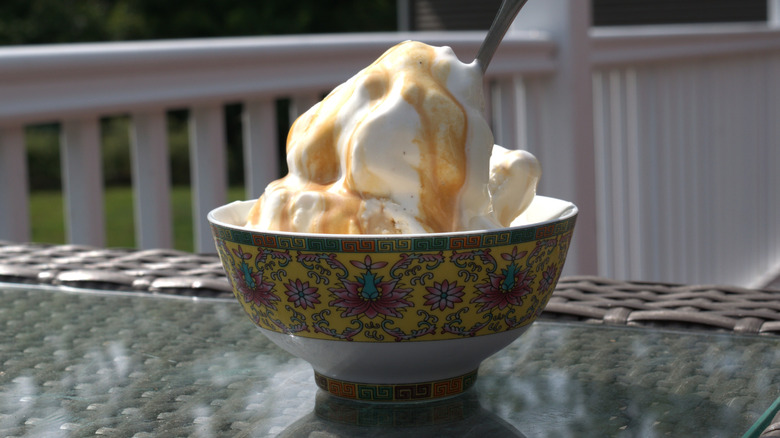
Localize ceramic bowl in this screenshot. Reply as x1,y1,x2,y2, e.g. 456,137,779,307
208,196,577,402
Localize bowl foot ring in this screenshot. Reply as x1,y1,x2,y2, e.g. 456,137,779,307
314,369,478,402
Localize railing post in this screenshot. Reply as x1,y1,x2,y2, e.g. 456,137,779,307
0,126,31,241
243,100,280,199
511,0,598,276
189,105,227,253
61,119,105,246
131,110,173,249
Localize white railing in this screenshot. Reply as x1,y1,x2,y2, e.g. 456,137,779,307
509,0,780,287
0,31,558,251
590,24,780,287
1,0,779,288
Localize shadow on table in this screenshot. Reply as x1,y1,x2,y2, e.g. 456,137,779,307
277,389,526,438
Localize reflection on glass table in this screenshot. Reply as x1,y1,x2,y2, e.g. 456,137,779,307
1,284,778,437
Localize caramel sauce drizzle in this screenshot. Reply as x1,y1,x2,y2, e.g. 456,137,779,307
248,41,470,234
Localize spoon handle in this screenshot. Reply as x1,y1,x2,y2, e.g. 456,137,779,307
475,0,529,74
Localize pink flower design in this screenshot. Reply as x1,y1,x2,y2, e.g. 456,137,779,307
424,280,465,311
501,246,527,262
284,279,321,309
329,255,413,319
539,264,559,293
229,245,279,310
472,262,535,313
232,245,253,261
233,268,279,309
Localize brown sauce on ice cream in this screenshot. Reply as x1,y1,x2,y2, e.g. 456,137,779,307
246,41,473,234
245,40,540,234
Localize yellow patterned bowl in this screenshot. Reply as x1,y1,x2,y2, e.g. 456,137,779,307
208,196,577,402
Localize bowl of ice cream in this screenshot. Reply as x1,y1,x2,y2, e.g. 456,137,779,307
210,196,575,402
208,41,577,402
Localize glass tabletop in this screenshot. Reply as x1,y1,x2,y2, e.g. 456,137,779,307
1,284,779,437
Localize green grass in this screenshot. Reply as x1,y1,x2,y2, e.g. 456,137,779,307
29,186,247,252
28,190,65,245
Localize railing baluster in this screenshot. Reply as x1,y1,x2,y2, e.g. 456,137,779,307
189,105,227,253
745,55,770,285
60,118,105,246
680,64,700,283
519,76,545,180
130,110,173,249
634,67,661,282
624,68,643,280
607,69,628,279
697,62,715,285
490,76,524,150
670,67,687,283
771,55,780,283
591,71,613,279
242,100,280,199
0,126,30,241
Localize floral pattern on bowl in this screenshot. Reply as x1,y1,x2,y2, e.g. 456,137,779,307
211,215,575,343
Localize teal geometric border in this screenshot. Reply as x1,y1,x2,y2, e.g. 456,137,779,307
210,215,576,253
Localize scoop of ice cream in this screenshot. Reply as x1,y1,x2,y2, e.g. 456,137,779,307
245,40,540,234
489,145,541,227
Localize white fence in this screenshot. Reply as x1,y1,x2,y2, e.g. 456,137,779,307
591,28,780,288
1,0,779,288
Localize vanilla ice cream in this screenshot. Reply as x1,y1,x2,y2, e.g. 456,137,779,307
245,40,541,234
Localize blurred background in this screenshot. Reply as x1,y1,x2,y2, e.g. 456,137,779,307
1,0,777,288
3,0,768,251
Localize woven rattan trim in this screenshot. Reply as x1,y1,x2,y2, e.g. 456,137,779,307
0,241,230,298
761,408,780,437
547,276,780,335
2,241,779,335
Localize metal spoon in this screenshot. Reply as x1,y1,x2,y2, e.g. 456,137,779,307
475,0,530,73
